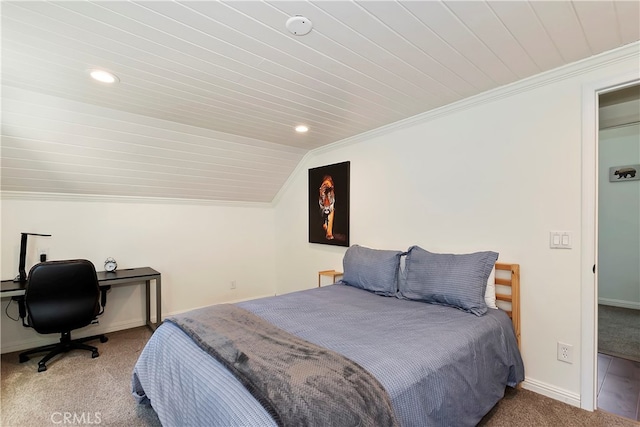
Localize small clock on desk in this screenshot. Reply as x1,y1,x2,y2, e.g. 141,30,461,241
104,258,118,272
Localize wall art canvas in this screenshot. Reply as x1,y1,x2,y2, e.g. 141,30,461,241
308,161,350,247
609,164,639,182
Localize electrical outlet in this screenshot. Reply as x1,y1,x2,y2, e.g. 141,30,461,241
230,280,236,290
557,342,573,364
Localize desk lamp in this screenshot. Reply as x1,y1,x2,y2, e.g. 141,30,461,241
15,232,52,283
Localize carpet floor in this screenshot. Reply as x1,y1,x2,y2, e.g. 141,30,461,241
1,326,638,426
599,305,640,362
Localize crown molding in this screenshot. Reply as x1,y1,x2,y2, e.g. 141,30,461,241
315,42,640,155
0,191,272,208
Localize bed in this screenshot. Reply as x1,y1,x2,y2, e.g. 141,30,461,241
132,246,524,426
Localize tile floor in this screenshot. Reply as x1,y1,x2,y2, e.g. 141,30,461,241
597,353,640,421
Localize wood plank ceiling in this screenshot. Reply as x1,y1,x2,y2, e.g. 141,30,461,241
2,1,639,202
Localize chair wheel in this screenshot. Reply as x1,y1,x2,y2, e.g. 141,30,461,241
92,350,99,358
100,336,108,343
38,364,47,372
19,355,29,363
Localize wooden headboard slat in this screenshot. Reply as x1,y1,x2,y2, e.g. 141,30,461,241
494,262,521,349
495,293,512,302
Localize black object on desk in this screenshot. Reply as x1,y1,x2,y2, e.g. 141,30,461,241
2,267,162,331
16,232,52,282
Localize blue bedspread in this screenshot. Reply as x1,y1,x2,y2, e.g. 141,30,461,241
132,284,524,426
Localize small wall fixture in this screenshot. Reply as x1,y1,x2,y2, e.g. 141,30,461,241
286,16,313,36
295,125,309,133
89,69,119,84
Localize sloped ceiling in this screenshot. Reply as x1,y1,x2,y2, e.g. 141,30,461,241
2,1,639,202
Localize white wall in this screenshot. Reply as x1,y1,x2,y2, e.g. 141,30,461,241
1,196,276,353
273,46,640,405
598,123,640,308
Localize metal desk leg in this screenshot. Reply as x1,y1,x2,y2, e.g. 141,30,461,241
145,276,161,331
155,276,161,329
145,279,152,330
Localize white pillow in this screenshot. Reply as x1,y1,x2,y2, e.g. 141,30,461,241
484,265,498,309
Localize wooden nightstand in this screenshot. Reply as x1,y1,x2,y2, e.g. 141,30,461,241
318,270,343,287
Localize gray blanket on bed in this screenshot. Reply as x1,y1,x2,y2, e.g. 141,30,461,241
166,304,399,427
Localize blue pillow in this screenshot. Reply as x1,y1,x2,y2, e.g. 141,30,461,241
341,245,403,296
399,246,498,316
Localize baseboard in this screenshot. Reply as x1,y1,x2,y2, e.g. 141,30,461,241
598,298,640,310
521,378,582,408
0,318,145,354
165,293,277,316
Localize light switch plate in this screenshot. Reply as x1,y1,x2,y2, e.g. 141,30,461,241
550,231,572,249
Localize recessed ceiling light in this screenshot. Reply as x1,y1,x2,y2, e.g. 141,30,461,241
295,125,309,133
89,69,119,84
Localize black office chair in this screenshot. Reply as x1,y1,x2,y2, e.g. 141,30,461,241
18,259,108,372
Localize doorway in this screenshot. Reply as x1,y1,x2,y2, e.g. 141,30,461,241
581,72,639,413
596,84,640,420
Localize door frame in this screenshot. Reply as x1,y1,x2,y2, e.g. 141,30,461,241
580,72,639,411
